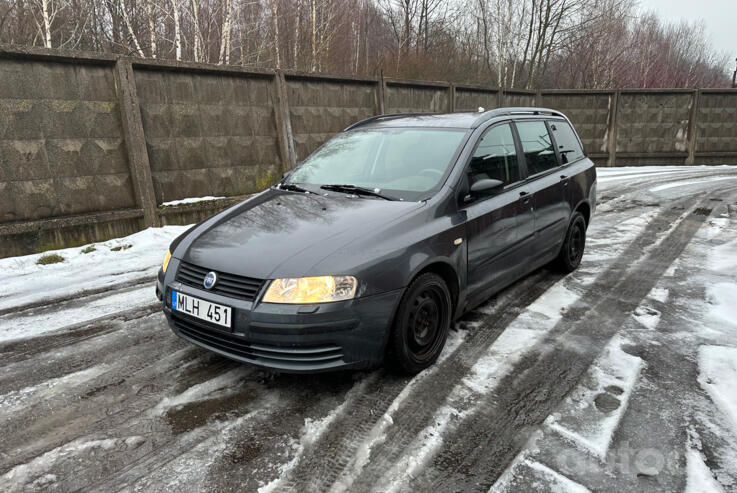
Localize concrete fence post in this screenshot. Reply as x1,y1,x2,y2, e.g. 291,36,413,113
448,84,456,112
686,89,701,165
113,58,160,227
273,70,297,171
607,91,620,167
497,88,504,108
376,74,386,115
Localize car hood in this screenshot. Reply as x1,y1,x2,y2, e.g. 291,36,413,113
180,188,423,279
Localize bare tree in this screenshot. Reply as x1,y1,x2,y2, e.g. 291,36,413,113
0,0,729,88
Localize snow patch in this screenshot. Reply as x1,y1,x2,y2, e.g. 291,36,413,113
632,305,661,330
490,455,591,493
0,365,109,411
705,283,737,331
0,285,155,343
698,345,737,433
648,286,669,304
685,427,725,493
151,367,253,415
160,196,226,207
547,336,643,460
1,436,145,489
649,176,735,192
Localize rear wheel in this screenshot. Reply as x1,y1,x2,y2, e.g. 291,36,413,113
387,273,452,374
554,212,587,273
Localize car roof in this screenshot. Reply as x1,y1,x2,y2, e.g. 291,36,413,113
344,107,567,131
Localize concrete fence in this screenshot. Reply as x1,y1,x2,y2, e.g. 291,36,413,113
1,45,737,258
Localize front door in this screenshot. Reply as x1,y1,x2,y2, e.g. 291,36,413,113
464,123,529,301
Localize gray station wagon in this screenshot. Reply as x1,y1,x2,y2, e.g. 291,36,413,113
156,107,597,374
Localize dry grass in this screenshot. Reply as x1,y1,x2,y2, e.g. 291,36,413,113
36,253,65,265
110,244,132,252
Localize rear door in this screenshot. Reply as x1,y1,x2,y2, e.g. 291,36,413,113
548,119,587,217
515,119,569,264
464,122,531,300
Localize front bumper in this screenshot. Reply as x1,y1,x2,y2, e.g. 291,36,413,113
157,264,402,373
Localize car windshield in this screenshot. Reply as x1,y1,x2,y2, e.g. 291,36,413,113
286,128,467,200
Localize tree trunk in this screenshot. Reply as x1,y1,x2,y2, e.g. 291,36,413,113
271,0,281,69
171,0,181,60
120,0,145,57
310,0,317,71
41,0,52,48
145,0,156,58
219,0,232,64
192,0,201,62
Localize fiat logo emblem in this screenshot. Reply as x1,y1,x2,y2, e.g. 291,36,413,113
203,271,217,290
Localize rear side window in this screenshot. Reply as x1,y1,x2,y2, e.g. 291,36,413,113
515,121,558,175
468,123,520,186
549,121,584,164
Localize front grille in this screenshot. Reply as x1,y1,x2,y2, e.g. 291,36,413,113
171,312,344,366
176,261,263,301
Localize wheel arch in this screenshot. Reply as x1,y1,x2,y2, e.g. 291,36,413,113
573,200,591,227
409,259,461,319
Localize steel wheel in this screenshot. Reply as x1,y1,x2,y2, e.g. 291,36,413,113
554,212,587,273
388,272,452,374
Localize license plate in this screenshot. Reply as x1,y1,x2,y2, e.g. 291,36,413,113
171,290,232,328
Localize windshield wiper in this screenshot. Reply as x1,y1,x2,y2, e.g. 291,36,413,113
277,183,316,194
320,184,397,201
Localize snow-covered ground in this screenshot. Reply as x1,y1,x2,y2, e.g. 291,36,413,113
0,225,189,313
1,165,737,492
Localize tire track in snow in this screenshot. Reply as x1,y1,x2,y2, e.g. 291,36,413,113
0,275,157,318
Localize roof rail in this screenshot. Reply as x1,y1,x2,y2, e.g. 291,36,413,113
343,112,429,131
472,107,566,127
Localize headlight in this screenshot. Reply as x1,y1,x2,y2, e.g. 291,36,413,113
162,250,171,273
263,276,357,304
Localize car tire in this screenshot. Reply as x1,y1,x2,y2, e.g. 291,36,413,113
554,212,587,273
387,272,452,374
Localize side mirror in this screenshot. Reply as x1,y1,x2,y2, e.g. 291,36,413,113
469,178,504,197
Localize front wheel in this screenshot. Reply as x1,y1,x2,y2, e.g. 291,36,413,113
387,273,452,374
553,212,587,273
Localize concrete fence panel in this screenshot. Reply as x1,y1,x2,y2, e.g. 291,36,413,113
502,90,537,107
615,90,694,165
385,80,450,113
0,58,135,224
134,66,281,204
285,74,378,161
695,90,737,164
541,91,612,162
455,86,500,112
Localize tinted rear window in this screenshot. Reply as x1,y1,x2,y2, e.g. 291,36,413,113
515,121,558,175
549,121,584,164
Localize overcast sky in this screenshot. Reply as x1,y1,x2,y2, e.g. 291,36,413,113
638,0,735,63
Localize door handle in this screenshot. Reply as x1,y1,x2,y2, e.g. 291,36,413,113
519,190,531,204
561,175,569,186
